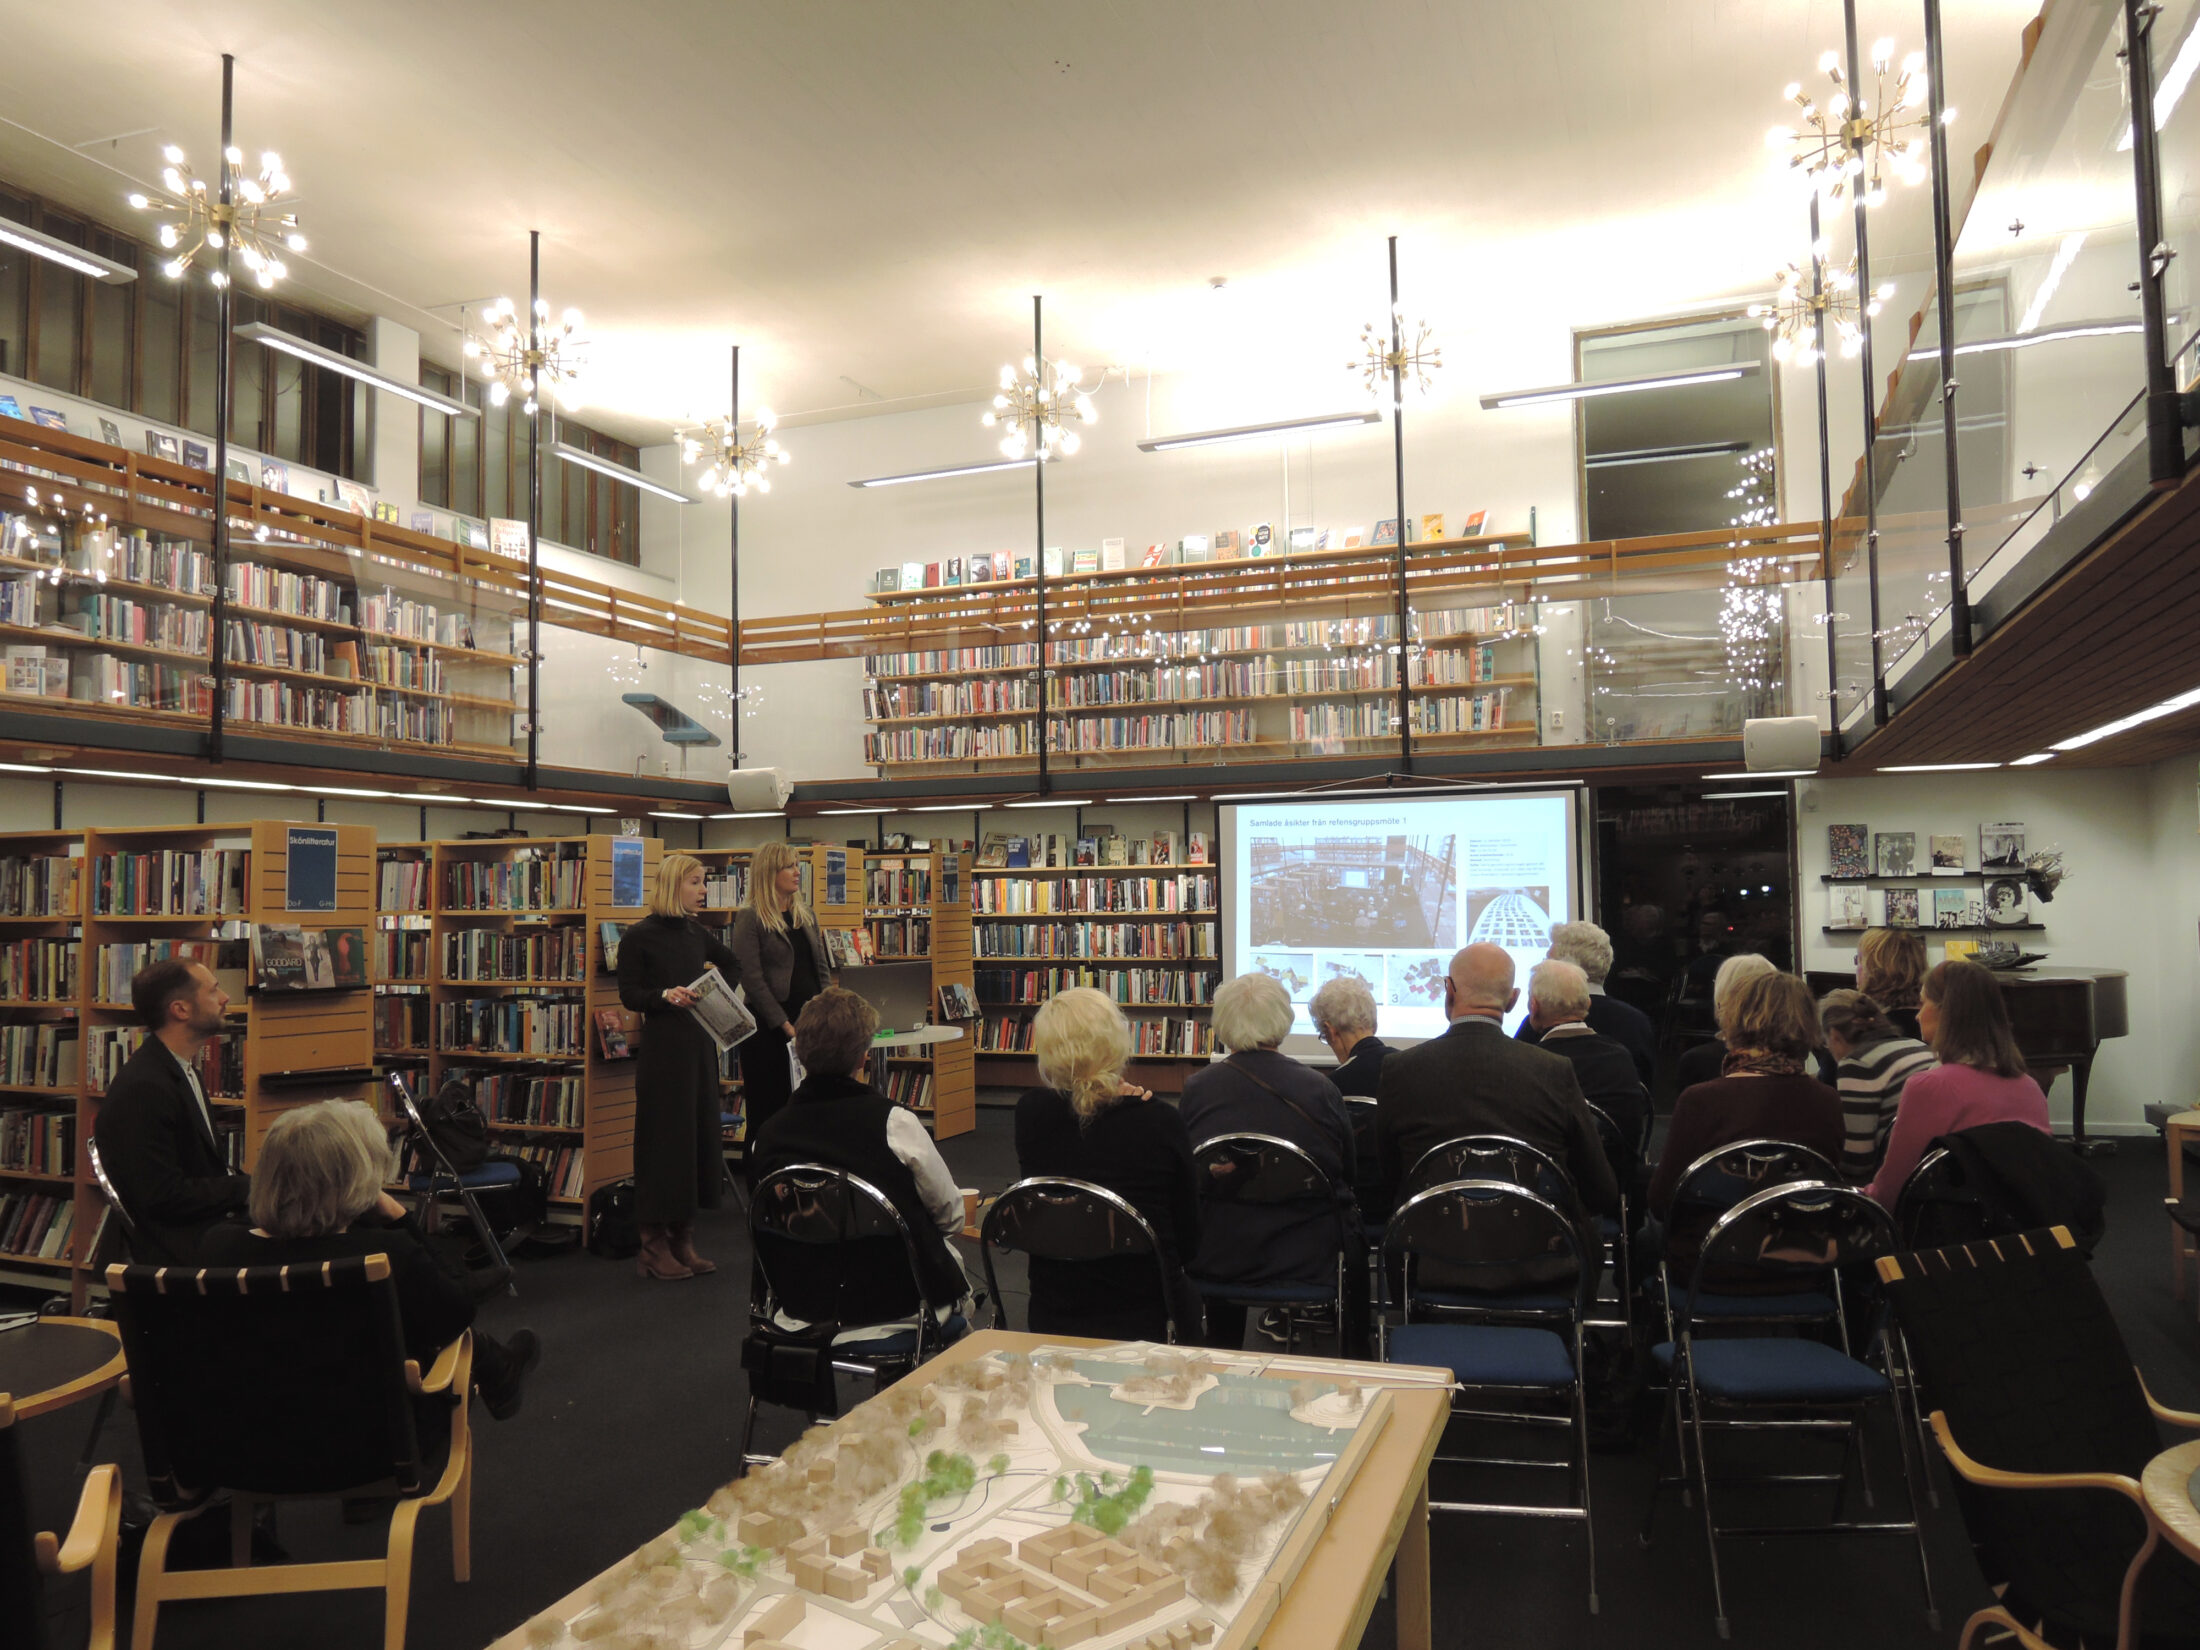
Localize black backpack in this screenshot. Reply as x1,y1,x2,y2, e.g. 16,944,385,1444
420,1075,490,1174
587,1180,640,1259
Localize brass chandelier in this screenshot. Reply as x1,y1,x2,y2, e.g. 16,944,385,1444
681,411,788,499
464,295,586,416
1773,39,1944,207
127,144,304,289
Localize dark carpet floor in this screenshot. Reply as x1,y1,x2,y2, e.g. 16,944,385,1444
14,1106,2199,1650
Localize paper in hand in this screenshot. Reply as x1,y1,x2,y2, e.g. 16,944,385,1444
683,966,757,1051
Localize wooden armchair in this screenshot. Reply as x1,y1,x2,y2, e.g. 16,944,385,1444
2,1394,122,1650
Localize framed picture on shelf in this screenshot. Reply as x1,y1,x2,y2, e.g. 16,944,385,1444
1983,877,2029,927
1884,887,1920,927
98,418,123,447
182,440,210,471
259,459,288,493
27,407,67,432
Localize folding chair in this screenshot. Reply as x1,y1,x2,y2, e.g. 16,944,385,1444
980,1176,1183,1344
1380,1178,1598,1614
1584,1103,1636,1324
1653,1139,1841,1341
1187,1132,1351,1355
104,1256,473,1650
741,1162,963,1470
1403,1133,1579,1211
1642,1182,1936,1639
1879,1226,2200,1650
385,1072,518,1292
2,1395,122,1650
81,1138,142,1263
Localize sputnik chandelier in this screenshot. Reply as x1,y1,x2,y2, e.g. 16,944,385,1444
681,412,788,499
1747,244,1894,366
983,354,1096,460
464,296,586,415
1354,311,1442,400
127,144,304,289
1774,39,1946,207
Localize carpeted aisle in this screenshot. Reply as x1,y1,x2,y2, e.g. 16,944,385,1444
15,1110,2197,1650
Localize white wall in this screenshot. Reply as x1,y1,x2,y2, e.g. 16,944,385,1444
1796,760,2200,1134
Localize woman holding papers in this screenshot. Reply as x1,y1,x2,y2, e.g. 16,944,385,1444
728,841,836,1183
617,852,742,1281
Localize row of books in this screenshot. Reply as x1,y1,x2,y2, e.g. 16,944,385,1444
0,1023,75,1087
0,1105,72,1175
0,938,76,1001
1050,710,1257,754
863,679,1042,721
494,1142,585,1200
821,926,877,968
223,679,367,734
868,918,930,959
441,845,588,912
978,831,1209,869
104,532,212,595
85,1025,239,1097
462,1071,584,1129
359,590,507,654
973,920,1219,960
975,1015,1216,1056
372,989,430,1051
974,966,1216,1006
361,646,444,693
71,655,212,714
441,928,587,983
379,860,432,914
224,618,332,672
0,577,43,628
865,723,1040,764
865,861,932,907
374,925,431,981
704,865,747,907
880,1067,933,1110
91,939,246,1007
67,594,211,655
0,1189,87,1260
0,854,77,918
434,997,587,1058
226,563,350,624
970,874,1217,915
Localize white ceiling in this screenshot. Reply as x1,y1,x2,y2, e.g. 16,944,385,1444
0,1,2042,445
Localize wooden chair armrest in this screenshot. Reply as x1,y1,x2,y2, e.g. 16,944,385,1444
405,1329,473,1397
1928,1412,2146,1506
2140,1372,2200,1430
35,1462,120,1574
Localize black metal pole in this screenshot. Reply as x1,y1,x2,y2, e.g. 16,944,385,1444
2123,0,2184,482
1923,0,1971,656
207,53,236,764
1811,195,1841,752
524,229,542,789
1844,1,1888,724
1032,294,1049,797
1387,236,1411,774
729,344,741,749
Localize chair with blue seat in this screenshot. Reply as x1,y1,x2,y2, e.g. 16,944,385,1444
1653,1139,1842,1337
740,1162,964,1470
1402,1135,1589,1313
1186,1132,1351,1354
1641,1181,1937,1639
385,1072,518,1293
1340,1096,1387,1301
1379,1177,1598,1615
1583,1103,1636,1325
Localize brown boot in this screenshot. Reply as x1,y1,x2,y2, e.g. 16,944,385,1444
636,1224,693,1281
668,1221,716,1275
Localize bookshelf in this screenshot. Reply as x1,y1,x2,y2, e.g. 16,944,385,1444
0,833,85,1297
687,847,752,1172
372,844,434,1097
836,849,977,1139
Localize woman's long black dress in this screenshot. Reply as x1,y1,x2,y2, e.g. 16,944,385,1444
616,913,739,1224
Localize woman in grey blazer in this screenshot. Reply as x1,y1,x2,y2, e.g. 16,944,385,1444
728,841,834,1172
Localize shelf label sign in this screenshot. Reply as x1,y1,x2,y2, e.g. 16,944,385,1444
285,826,339,912
610,837,645,908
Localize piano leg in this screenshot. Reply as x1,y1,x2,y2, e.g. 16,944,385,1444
2065,1056,2117,1158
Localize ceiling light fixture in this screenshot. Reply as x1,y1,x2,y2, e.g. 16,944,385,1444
1355,312,1441,402
1003,799,1086,809
708,811,786,820
904,803,984,812
818,806,894,815
983,353,1095,462
2009,753,2055,766
1876,762,2002,772
128,141,304,288
1905,315,2141,361
2050,684,2200,752
847,458,1037,489
0,216,136,283
1135,411,1380,453
1749,248,1889,365
1699,768,1818,780
679,410,788,500
464,294,584,415
1584,439,1755,470
1702,789,1790,799
552,441,689,504
1480,362,1759,410
1107,794,1199,803
234,322,476,417
1774,38,1942,207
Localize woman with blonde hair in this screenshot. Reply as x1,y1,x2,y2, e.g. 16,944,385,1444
728,841,834,1193
1855,927,1928,1040
1674,952,1779,1090
616,851,741,1279
1013,987,1202,1341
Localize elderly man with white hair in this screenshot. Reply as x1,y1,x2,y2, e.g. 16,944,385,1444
1373,943,1618,1223
1515,920,1656,1087
1526,959,1649,1194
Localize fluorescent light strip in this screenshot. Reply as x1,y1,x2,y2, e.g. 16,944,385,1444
1108,794,1198,802
235,323,476,417
1701,789,1788,799
1003,799,1087,809
819,806,893,815
1212,782,1572,803
1135,410,1380,453
2050,683,2200,751
553,441,690,504
904,803,982,813
710,811,785,820
1480,362,1759,411
1877,762,2002,772
2009,754,2055,767
1584,440,1753,470
2017,233,2088,335
848,458,1036,489
2121,18,2200,149
1906,318,2143,362
0,216,136,283
1699,769,1817,779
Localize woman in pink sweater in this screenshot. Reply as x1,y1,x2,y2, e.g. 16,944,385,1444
1866,958,2050,1206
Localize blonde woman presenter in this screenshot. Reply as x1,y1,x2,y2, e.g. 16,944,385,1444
728,841,835,1182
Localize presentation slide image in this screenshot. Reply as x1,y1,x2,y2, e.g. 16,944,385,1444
1246,829,1458,948
1466,885,1553,951
1250,949,1315,995
1318,952,1387,995
1386,950,1450,1010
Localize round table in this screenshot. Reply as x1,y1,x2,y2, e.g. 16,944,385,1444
2142,1439,2200,1565
0,1316,124,1420
872,1025,965,1051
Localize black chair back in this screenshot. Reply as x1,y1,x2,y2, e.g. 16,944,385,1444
1893,1146,1978,1248
83,1134,142,1262
1665,1137,1839,1261
1384,1179,1586,1320
749,1163,938,1334
104,1256,430,1501
1339,1096,1384,1205
980,1176,1178,1342
1583,1103,1634,1187
1682,1182,1895,1347
1404,1133,1577,1213
1191,1131,1338,1207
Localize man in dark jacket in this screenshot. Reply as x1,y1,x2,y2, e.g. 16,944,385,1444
1515,920,1656,1088
92,958,249,1263
1527,960,1650,1228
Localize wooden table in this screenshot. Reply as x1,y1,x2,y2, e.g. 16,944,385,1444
486,1329,1450,1650
0,1316,124,1420
2168,1110,2200,1302
2143,1439,2200,1566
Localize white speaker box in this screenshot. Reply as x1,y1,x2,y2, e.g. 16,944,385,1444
1741,715,1821,773
726,767,793,811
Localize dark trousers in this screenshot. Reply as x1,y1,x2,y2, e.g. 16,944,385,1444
1200,1240,1370,1358
736,1027,794,1185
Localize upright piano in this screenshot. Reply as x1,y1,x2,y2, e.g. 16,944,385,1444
1803,965,2128,1149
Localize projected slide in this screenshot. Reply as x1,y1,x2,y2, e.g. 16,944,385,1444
1222,792,1580,1052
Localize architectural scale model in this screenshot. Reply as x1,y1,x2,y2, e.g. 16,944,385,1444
517,1344,1451,1650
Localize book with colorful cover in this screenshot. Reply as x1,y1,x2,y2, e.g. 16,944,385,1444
1070,548,1101,574
1418,513,1446,542
1884,887,1921,927
1932,889,1971,929
1372,518,1400,546
1827,824,1870,879
1186,832,1210,866
594,1008,634,1059
968,553,994,583
1212,529,1241,559
1829,885,1869,930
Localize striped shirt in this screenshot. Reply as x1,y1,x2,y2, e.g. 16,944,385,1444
1835,1035,1938,1181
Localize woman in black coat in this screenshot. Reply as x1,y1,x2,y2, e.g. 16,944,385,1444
727,840,834,1175
616,852,738,1280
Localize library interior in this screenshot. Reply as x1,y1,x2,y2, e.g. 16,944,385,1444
3,4,2200,1650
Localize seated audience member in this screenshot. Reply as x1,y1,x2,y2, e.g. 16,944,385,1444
1375,943,1618,1223
92,958,251,1263
1014,987,1203,1342
1865,959,2050,1207
750,989,971,1334
1647,971,1845,1229
1855,927,1928,1042
1182,972,1360,1351
1526,959,1650,1183
1673,952,1778,1092
200,1101,539,1419
1819,989,1937,1182
1309,975,1389,1099
1516,921,1655,1087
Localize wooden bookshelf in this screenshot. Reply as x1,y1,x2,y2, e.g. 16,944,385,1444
0,832,86,1300
831,849,976,1140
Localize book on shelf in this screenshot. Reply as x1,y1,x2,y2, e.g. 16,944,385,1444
1873,831,1917,877
969,553,994,583
874,566,901,593
1418,513,1446,542
378,854,431,914
1983,876,2029,927
1178,535,1209,564
1980,822,2026,870
594,1009,634,1060
1141,543,1169,567
598,921,628,972
977,835,1009,869
1461,509,1488,536
1934,888,1985,929
1070,549,1100,575
0,852,79,917
1827,824,1869,879
1828,885,1869,930
1185,833,1209,866
1943,938,1982,961
1372,519,1399,546
1100,538,1126,571
1884,888,1921,928
1929,834,1967,874
937,981,979,1020
1212,529,1240,559
945,557,963,586
1013,555,1034,579
901,561,924,592
92,846,249,917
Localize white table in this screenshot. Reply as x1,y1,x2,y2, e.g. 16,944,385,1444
872,1025,966,1050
